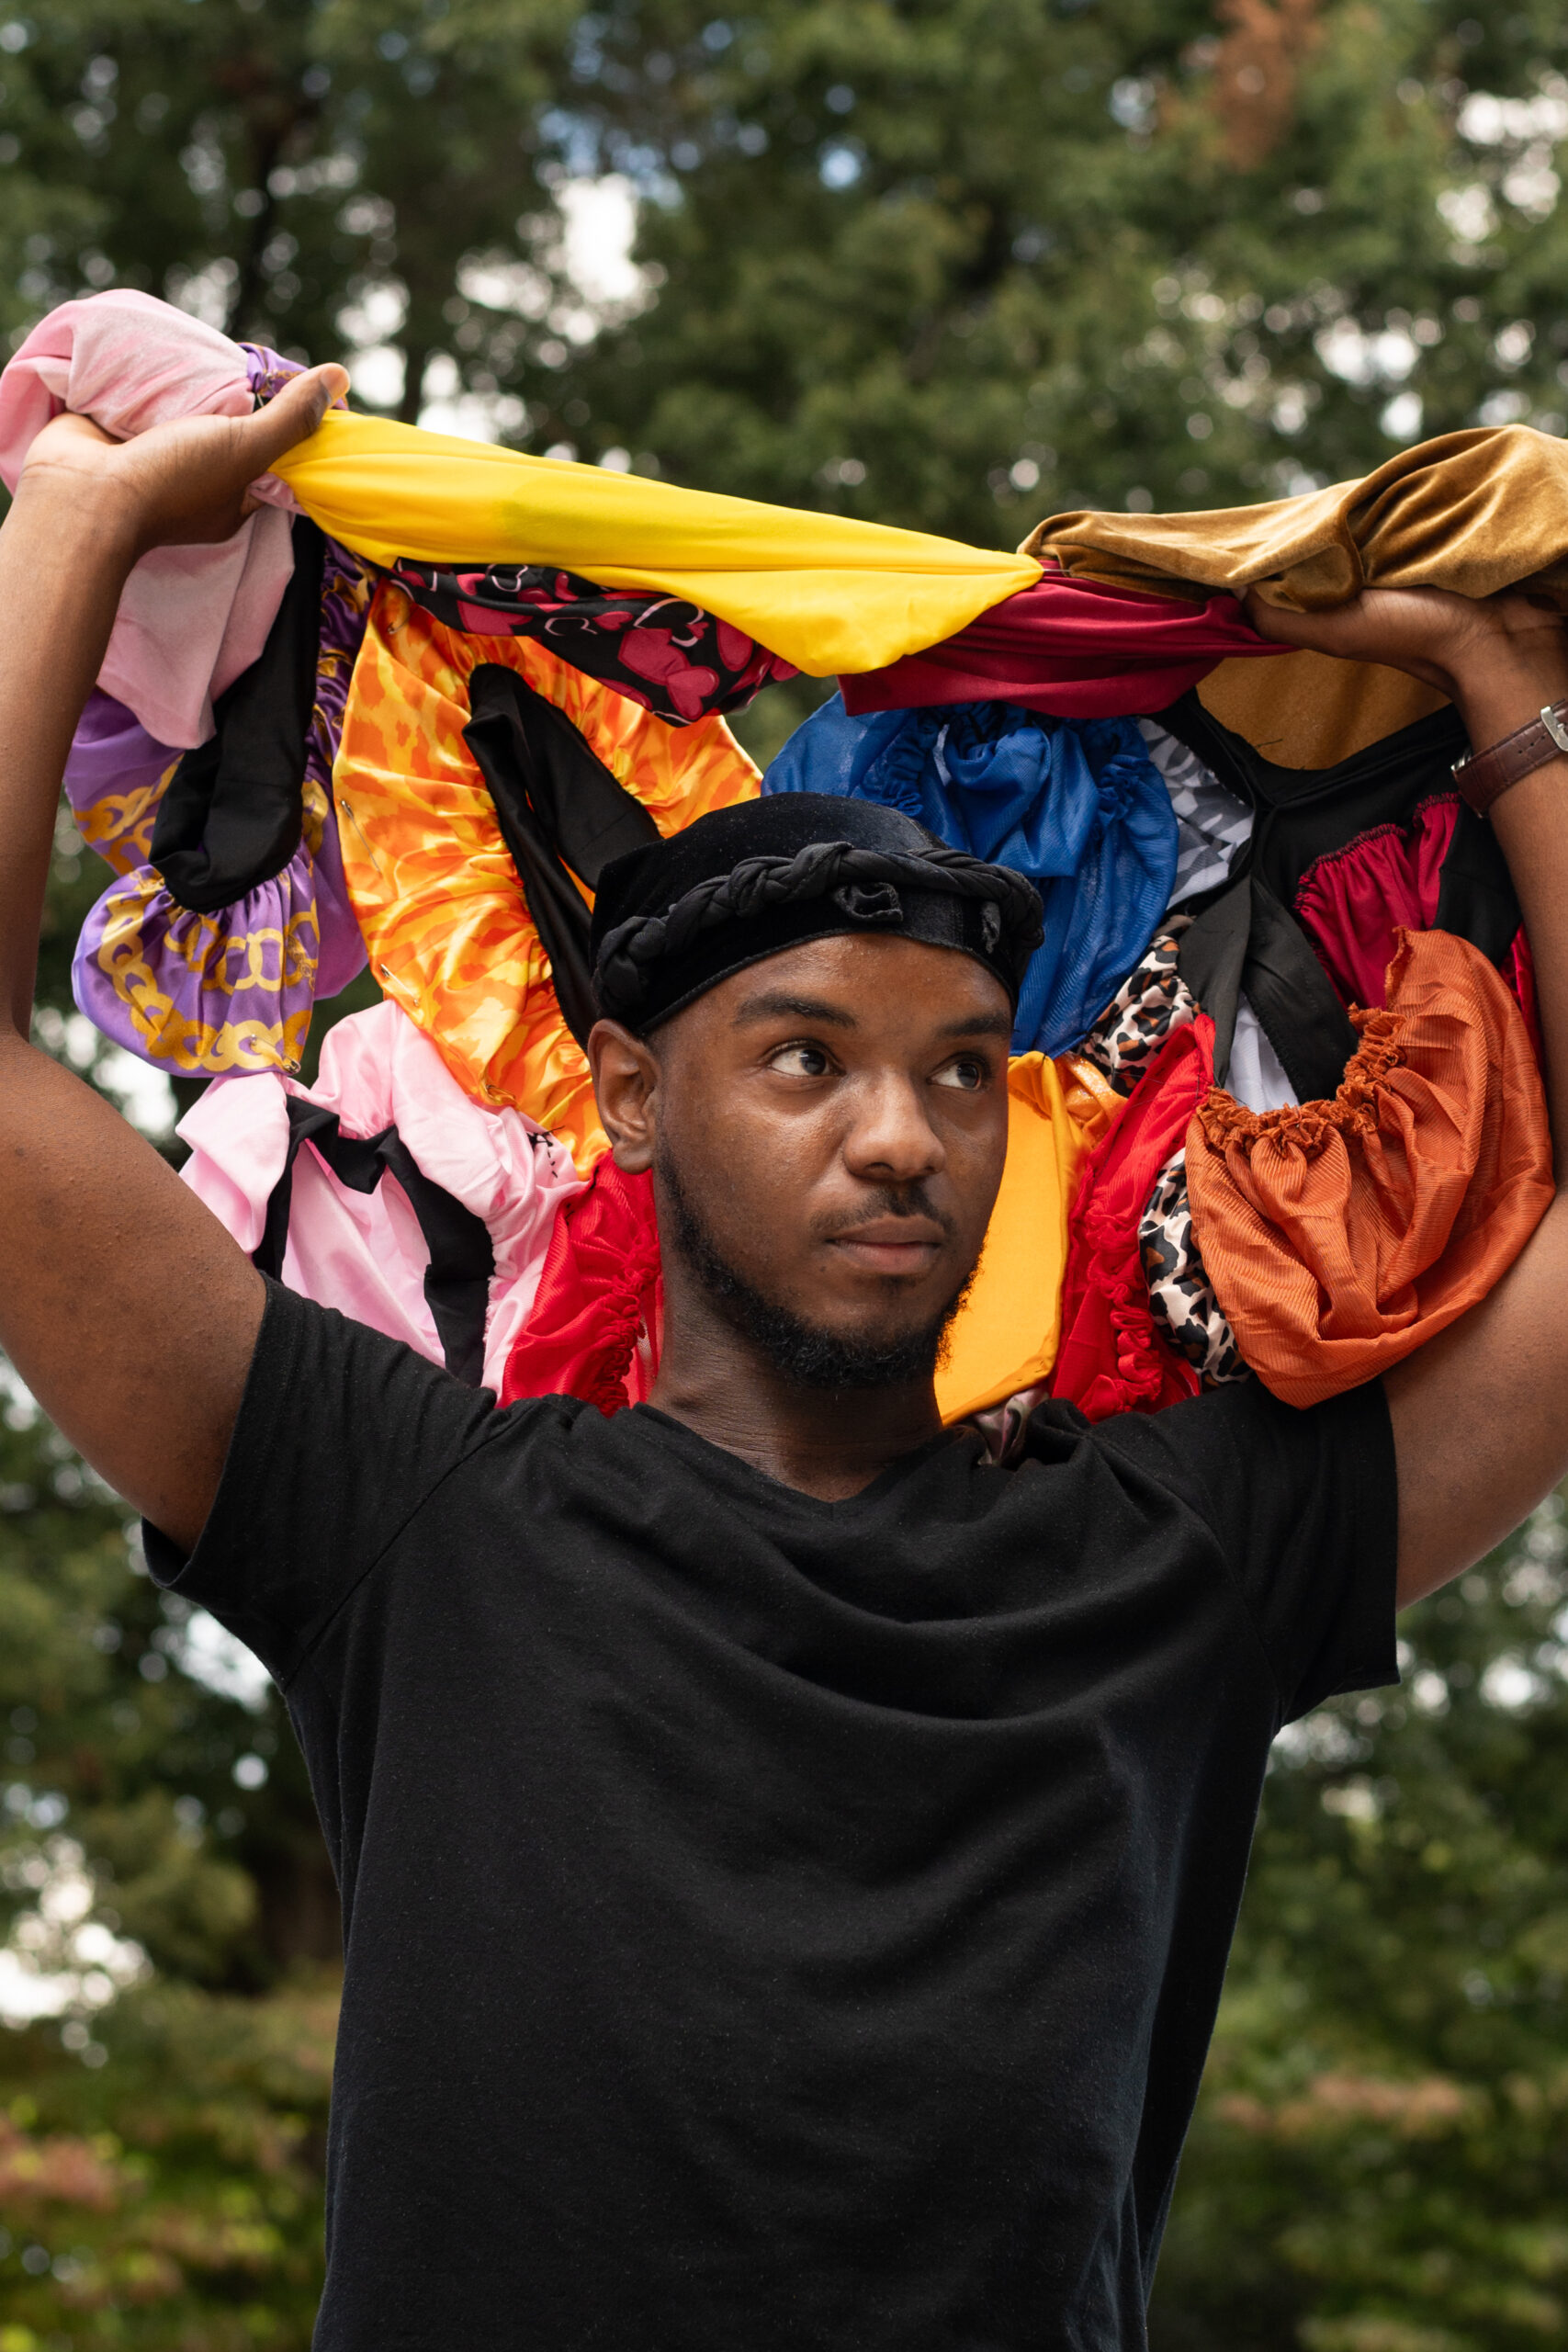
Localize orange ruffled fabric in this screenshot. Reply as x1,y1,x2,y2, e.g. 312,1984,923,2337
333,582,761,1168
1186,927,1554,1408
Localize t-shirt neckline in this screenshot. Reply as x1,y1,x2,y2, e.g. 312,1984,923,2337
624,1402,974,1517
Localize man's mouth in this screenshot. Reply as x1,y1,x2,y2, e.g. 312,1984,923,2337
825,1216,948,1278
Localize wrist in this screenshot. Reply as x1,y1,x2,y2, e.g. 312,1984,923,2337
1441,606,1568,707
1449,652,1568,743
8,466,142,573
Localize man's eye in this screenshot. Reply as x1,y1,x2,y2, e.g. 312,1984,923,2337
934,1057,986,1091
770,1043,832,1078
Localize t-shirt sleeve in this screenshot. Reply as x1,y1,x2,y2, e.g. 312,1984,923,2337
142,1280,505,1688
1089,1374,1399,1725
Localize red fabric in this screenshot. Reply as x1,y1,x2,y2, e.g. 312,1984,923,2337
1505,927,1545,1067
499,1159,663,1415
1293,794,1545,1061
840,574,1283,720
1295,796,1461,1011
1050,1015,1214,1423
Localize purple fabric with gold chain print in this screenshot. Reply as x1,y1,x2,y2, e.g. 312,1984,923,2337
71,534,374,1075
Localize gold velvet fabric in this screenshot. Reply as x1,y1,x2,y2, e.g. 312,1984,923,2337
1022,423,1568,764
1021,424,1568,610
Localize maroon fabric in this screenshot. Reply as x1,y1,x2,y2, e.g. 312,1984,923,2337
1505,929,1544,1067
390,560,797,726
839,573,1283,720
1294,796,1545,1063
1295,797,1461,1012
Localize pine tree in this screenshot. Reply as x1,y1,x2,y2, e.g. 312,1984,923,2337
5,3,1568,2340
1151,1500,1568,2350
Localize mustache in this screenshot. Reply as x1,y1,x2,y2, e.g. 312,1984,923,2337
814,1184,958,1242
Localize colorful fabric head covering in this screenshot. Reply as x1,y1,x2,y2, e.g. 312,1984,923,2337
761,695,1178,1057
589,792,1043,1035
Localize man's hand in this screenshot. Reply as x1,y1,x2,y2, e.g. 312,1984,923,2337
0,352,349,1553
1242,580,1568,704
15,360,348,559
1244,581,1568,1606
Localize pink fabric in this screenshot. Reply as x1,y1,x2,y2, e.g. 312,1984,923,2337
839,573,1284,720
179,1000,585,1390
0,291,297,747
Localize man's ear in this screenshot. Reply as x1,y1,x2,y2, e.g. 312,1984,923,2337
586,1018,660,1173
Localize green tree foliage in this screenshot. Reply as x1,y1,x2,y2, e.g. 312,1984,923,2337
0,0,584,418
0,1351,337,2342
3,3,1568,2343
1152,1503,1568,2351
542,0,1568,537
0,1980,334,2347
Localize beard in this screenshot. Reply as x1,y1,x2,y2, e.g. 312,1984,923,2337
657,1145,979,1393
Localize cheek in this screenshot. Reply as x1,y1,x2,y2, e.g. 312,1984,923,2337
953,1116,1010,1247
666,1093,831,1263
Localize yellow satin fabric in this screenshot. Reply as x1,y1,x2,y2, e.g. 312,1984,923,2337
333,585,761,1165
272,411,1041,678
934,1053,1124,1423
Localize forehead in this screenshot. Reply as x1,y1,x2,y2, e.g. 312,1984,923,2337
662,933,1014,1047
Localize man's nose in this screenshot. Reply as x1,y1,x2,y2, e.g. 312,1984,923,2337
840,1072,945,1185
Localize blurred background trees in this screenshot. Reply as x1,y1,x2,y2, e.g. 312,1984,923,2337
3,0,1568,2343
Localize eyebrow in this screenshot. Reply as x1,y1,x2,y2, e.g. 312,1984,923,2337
936,1009,1014,1041
730,990,1014,1043
732,990,858,1030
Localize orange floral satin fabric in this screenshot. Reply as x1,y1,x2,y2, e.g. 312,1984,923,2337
333,583,761,1166
1187,928,1553,1408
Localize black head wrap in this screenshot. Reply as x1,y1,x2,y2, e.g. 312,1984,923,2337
590,793,1043,1035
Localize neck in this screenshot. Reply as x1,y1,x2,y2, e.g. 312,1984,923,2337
647,1283,947,1501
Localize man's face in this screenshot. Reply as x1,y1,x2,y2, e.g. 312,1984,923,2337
590,933,1013,1388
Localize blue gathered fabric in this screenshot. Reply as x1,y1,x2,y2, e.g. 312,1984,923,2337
762,695,1178,1055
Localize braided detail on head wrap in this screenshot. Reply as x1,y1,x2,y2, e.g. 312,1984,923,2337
592,839,1044,1022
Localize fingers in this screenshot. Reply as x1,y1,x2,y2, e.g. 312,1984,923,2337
241,362,351,476
1239,587,1324,647
1239,585,1459,689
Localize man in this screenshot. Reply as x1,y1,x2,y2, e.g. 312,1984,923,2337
5,368,1568,2352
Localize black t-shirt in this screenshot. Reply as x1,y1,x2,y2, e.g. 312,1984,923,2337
148,1283,1397,2352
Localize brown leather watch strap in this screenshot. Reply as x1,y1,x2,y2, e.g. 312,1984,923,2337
1452,699,1568,818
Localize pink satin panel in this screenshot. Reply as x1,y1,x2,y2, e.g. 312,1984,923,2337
0,290,297,746
179,1000,584,1389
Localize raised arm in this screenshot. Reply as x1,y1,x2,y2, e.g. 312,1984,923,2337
0,369,344,1550
1245,587,1568,1606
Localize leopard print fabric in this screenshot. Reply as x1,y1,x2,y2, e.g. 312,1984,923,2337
1138,1148,1248,1385
1075,923,1197,1097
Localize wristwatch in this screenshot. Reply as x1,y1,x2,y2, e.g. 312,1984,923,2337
1452,699,1568,818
